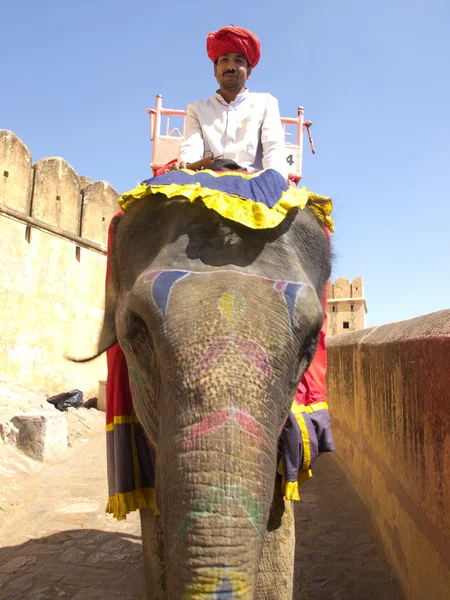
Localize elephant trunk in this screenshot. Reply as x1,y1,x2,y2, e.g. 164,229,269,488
157,389,280,599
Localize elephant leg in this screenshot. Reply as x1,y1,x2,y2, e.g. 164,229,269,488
255,475,296,600
140,508,166,600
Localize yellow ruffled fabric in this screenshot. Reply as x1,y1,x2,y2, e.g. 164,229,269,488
117,174,334,232
106,488,158,521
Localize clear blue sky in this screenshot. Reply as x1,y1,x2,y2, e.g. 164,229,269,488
1,0,449,327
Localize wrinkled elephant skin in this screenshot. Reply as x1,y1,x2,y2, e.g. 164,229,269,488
102,196,330,599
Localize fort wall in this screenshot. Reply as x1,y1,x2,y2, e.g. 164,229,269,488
327,311,450,600
0,130,120,398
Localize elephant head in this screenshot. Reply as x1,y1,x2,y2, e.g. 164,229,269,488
99,194,330,598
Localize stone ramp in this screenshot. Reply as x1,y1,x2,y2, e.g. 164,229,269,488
0,435,403,599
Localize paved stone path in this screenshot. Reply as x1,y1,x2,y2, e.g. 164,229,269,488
294,456,403,600
0,435,144,600
0,434,403,599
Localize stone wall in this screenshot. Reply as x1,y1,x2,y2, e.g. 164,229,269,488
0,130,120,398
327,310,450,600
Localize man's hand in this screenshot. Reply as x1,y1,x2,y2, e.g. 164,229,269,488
165,161,187,172
287,178,298,188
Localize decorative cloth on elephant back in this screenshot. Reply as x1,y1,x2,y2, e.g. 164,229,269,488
117,168,334,232
105,215,157,520
279,281,335,501
105,171,335,519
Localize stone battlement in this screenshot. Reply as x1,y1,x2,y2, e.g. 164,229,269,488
0,130,118,250
0,130,120,397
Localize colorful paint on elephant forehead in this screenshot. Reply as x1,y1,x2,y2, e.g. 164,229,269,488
144,267,308,287
184,568,250,599
144,269,189,321
143,269,311,328
274,280,310,334
218,291,247,330
178,484,262,537
184,408,272,451
187,336,271,384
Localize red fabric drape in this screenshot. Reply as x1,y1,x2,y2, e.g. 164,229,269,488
105,212,133,426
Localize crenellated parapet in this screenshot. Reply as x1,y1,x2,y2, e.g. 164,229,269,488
326,276,367,336
0,130,121,397
0,130,33,214
0,130,119,252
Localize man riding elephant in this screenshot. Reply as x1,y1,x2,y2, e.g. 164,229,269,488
99,25,335,599
168,26,292,185
168,24,331,466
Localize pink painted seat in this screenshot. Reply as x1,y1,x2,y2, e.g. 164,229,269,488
146,95,315,183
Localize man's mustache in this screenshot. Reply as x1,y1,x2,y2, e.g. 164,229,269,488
223,69,237,75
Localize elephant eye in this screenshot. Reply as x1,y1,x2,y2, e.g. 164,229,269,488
127,314,148,340
125,313,156,371
289,335,319,391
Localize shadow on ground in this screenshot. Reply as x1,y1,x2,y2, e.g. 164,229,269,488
294,454,404,599
0,529,145,600
0,455,404,600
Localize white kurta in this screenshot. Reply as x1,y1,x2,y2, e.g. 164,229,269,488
179,89,288,179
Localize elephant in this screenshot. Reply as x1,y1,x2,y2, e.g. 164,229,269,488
95,187,331,599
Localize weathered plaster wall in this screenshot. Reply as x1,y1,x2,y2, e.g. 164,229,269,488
327,310,450,600
0,130,120,398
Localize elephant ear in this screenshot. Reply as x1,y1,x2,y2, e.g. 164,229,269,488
95,278,118,355
67,214,121,363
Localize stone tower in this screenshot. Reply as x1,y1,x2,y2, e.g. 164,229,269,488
326,276,367,336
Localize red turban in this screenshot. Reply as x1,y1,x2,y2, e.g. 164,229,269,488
206,26,261,68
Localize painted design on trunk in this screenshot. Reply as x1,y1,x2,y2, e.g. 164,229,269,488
234,337,271,377
185,568,250,599
183,410,229,450
215,578,233,596
143,269,308,554
187,336,271,383
187,290,271,382
187,338,229,382
184,408,272,451
178,484,262,536
179,287,272,542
